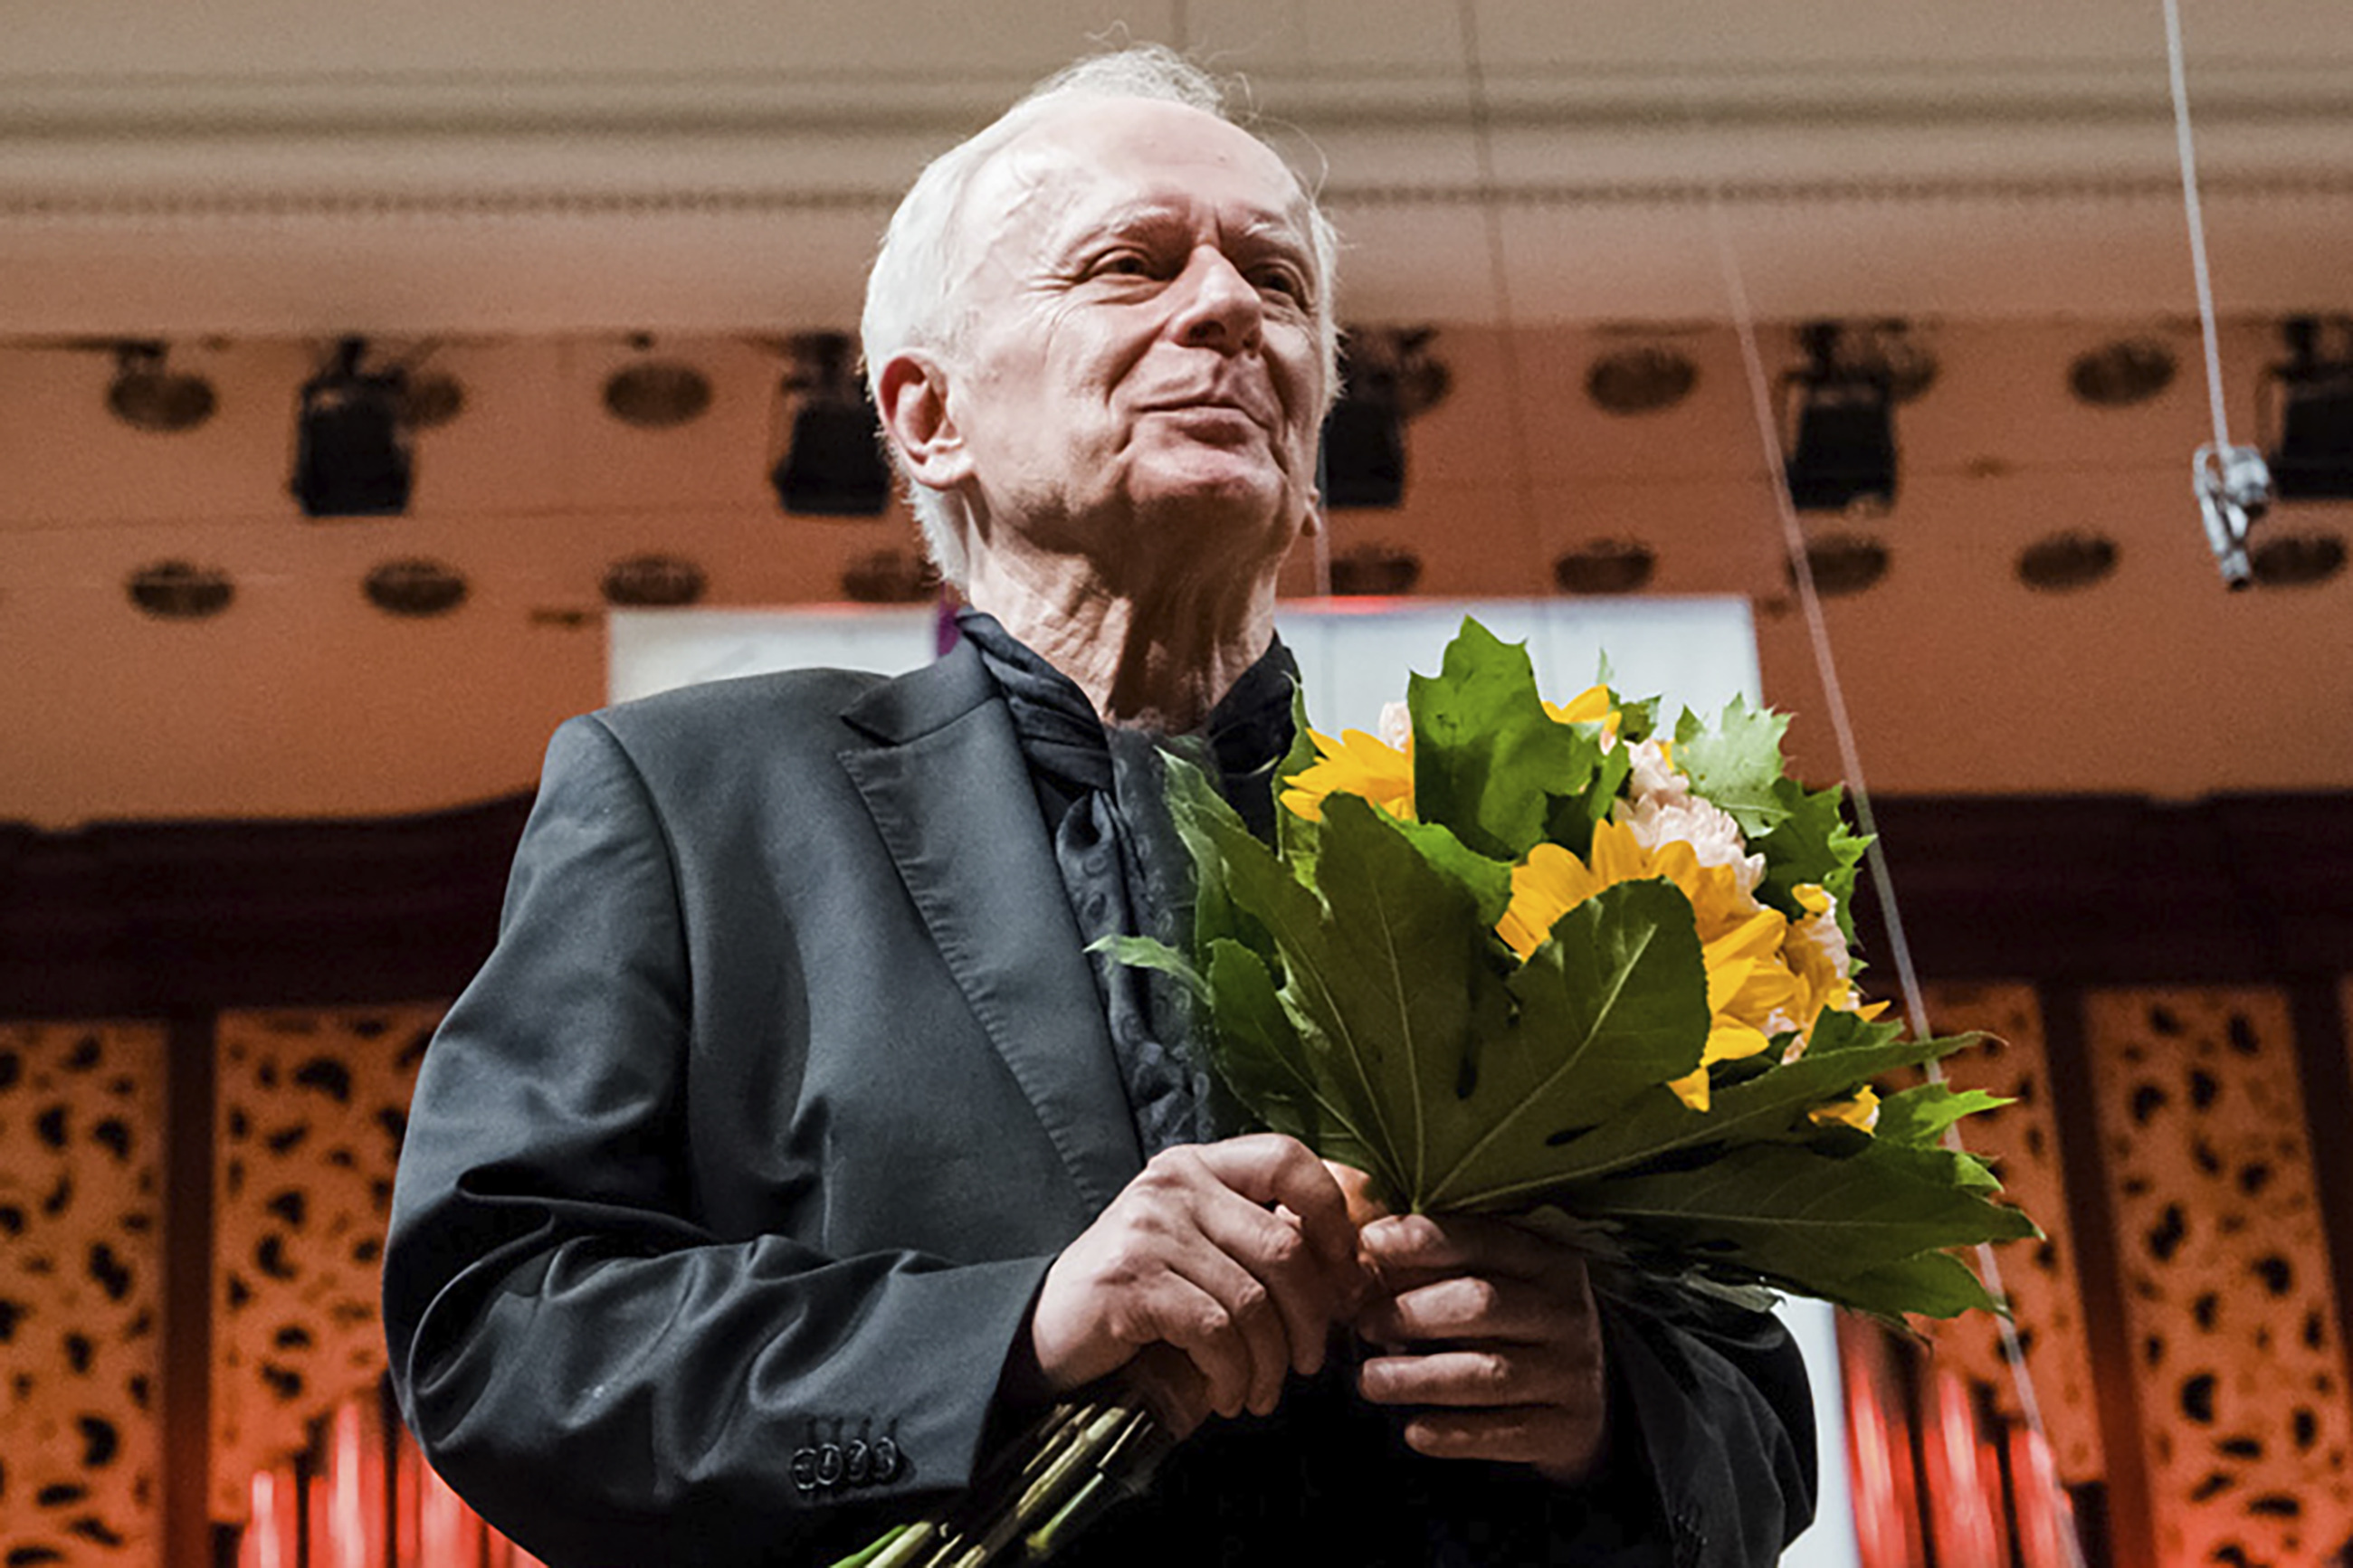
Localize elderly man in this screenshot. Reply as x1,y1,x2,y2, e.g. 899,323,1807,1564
386,48,1814,1568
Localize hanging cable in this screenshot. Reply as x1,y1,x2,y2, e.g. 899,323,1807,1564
2164,0,2275,586
1684,85,2091,1568
2165,0,2233,454
1455,1,1547,591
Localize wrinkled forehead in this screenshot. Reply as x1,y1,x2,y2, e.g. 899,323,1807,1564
952,98,1321,281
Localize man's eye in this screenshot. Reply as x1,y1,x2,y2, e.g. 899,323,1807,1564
1091,252,1155,278
1255,269,1310,305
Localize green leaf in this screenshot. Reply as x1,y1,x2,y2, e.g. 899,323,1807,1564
1202,939,1349,1161
1751,777,1872,937
1284,793,1510,1203
1510,1021,1970,1192
1087,935,1205,1003
1408,619,1590,860
1391,817,1514,928
1673,698,1793,837
1419,879,1711,1211
1820,1250,2005,1321
1169,770,1417,1202
1873,1083,2014,1149
1591,1138,2040,1300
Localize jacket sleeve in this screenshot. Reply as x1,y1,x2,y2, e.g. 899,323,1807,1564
383,715,1053,1568
1558,1284,1818,1568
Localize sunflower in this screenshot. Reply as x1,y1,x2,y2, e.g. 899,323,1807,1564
1497,821,1805,1110
1279,727,1415,822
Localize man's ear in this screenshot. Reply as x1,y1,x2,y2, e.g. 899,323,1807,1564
875,352,973,490
1299,492,1326,541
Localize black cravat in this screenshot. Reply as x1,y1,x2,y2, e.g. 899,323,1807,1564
956,609,1296,1159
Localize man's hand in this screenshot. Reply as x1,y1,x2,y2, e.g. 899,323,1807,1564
1353,1210,1610,1485
1029,1135,1362,1434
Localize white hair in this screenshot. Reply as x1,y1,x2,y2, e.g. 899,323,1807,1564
860,44,1342,586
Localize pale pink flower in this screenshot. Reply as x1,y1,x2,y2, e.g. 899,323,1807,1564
1377,699,1414,752
1615,791,1767,898
1624,737,1684,803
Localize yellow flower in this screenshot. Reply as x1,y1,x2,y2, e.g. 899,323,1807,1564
1496,822,1801,1113
1280,727,1415,822
1542,684,1622,744
1808,1085,1881,1133
1778,884,1891,1046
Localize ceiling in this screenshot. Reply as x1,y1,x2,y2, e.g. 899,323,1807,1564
2,1,2349,828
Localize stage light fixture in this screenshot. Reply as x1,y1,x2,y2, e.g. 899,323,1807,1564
1781,321,1903,516
292,337,413,518
364,558,469,617
840,547,939,604
127,560,233,620
1585,344,1696,416
605,341,712,430
1320,328,1448,510
602,553,708,608
1326,543,1423,596
107,342,216,432
2068,337,2176,408
2015,531,2120,593
2262,317,2353,501
1553,538,1657,595
1792,532,1890,597
770,332,891,517
2250,530,2347,588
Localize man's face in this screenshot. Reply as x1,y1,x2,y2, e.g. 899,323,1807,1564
939,99,1329,581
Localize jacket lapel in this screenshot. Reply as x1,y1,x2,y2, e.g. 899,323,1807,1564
837,644,1145,1215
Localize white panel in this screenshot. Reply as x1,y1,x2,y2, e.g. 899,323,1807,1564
607,604,938,703
1781,1298,1863,1568
1278,595,1760,733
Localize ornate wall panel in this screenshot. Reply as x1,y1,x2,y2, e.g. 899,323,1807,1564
207,1005,439,1522
1918,981,2106,1487
2084,987,2353,1567
0,1021,166,1568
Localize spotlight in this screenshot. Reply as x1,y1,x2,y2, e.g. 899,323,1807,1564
2250,530,2347,587
2015,531,2120,593
602,554,708,607
1792,533,1890,597
1321,328,1447,510
840,547,938,604
364,558,469,618
2262,317,2353,501
1553,538,1657,595
2068,337,2176,408
1327,543,1422,596
107,342,216,432
1585,344,1696,416
127,560,233,620
770,332,891,517
292,337,412,518
605,341,712,429
1781,321,1903,516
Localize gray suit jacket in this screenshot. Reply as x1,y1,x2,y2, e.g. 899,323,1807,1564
384,642,1815,1568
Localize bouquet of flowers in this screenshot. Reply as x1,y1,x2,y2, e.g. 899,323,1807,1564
834,617,2034,1567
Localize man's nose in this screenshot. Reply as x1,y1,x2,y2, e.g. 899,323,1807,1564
1172,247,1263,351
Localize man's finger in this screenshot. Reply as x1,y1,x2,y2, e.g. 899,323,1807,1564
1398,1406,1607,1479
1189,1135,1359,1271
1357,1345,1588,1411
1129,1265,1260,1419
1357,1272,1576,1347
1358,1212,1577,1284
1192,1191,1341,1382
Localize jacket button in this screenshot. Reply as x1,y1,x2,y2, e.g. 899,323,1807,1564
871,1436,901,1484
844,1439,872,1486
788,1447,818,1495
815,1443,844,1487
